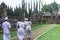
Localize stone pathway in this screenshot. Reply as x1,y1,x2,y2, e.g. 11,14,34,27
12,24,56,40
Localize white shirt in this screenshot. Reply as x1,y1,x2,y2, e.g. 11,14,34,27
17,21,25,40
24,21,32,30
2,21,11,34
16,21,24,29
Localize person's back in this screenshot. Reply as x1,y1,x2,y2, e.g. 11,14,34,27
24,18,32,40
24,21,32,31
2,17,11,40
16,21,24,28
2,21,11,34
16,21,25,40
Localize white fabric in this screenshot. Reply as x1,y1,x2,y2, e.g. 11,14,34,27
5,17,8,20
2,21,11,40
18,28,24,40
2,21,11,34
3,34,10,40
16,21,24,28
24,21,32,30
24,21,32,38
16,21,25,40
26,30,31,38
25,18,28,21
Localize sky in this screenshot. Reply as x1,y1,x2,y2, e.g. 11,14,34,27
0,0,60,8
0,0,60,11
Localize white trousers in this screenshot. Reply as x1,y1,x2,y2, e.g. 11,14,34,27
17,31,24,40
3,34,10,40
18,36,24,40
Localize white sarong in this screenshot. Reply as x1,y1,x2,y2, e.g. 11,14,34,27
3,33,10,40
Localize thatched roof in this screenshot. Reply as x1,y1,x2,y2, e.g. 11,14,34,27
43,12,52,16
43,12,60,17
57,13,60,16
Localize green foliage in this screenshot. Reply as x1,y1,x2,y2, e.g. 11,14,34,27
42,2,59,13
58,4,60,8
51,2,59,12
29,8,32,17
14,6,22,16
7,5,22,17
25,10,29,18
7,7,14,16
42,4,53,13
22,0,25,9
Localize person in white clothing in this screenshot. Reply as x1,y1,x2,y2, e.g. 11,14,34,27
2,17,11,40
18,27,24,40
16,18,25,40
24,18,32,40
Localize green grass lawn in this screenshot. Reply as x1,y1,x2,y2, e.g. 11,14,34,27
0,24,50,40
0,31,17,40
37,24,60,40
32,24,50,32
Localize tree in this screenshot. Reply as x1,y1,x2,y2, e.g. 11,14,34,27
29,8,32,17
14,6,22,17
0,2,7,18
50,2,59,23
7,7,13,16
25,10,28,18
58,4,60,8
42,4,53,13
51,1,59,12
42,4,54,23
34,1,35,11
35,1,38,12
25,3,28,18
22,0,25,21
1,2,7,9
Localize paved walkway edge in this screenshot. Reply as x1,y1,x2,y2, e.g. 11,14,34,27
34,24,56,40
